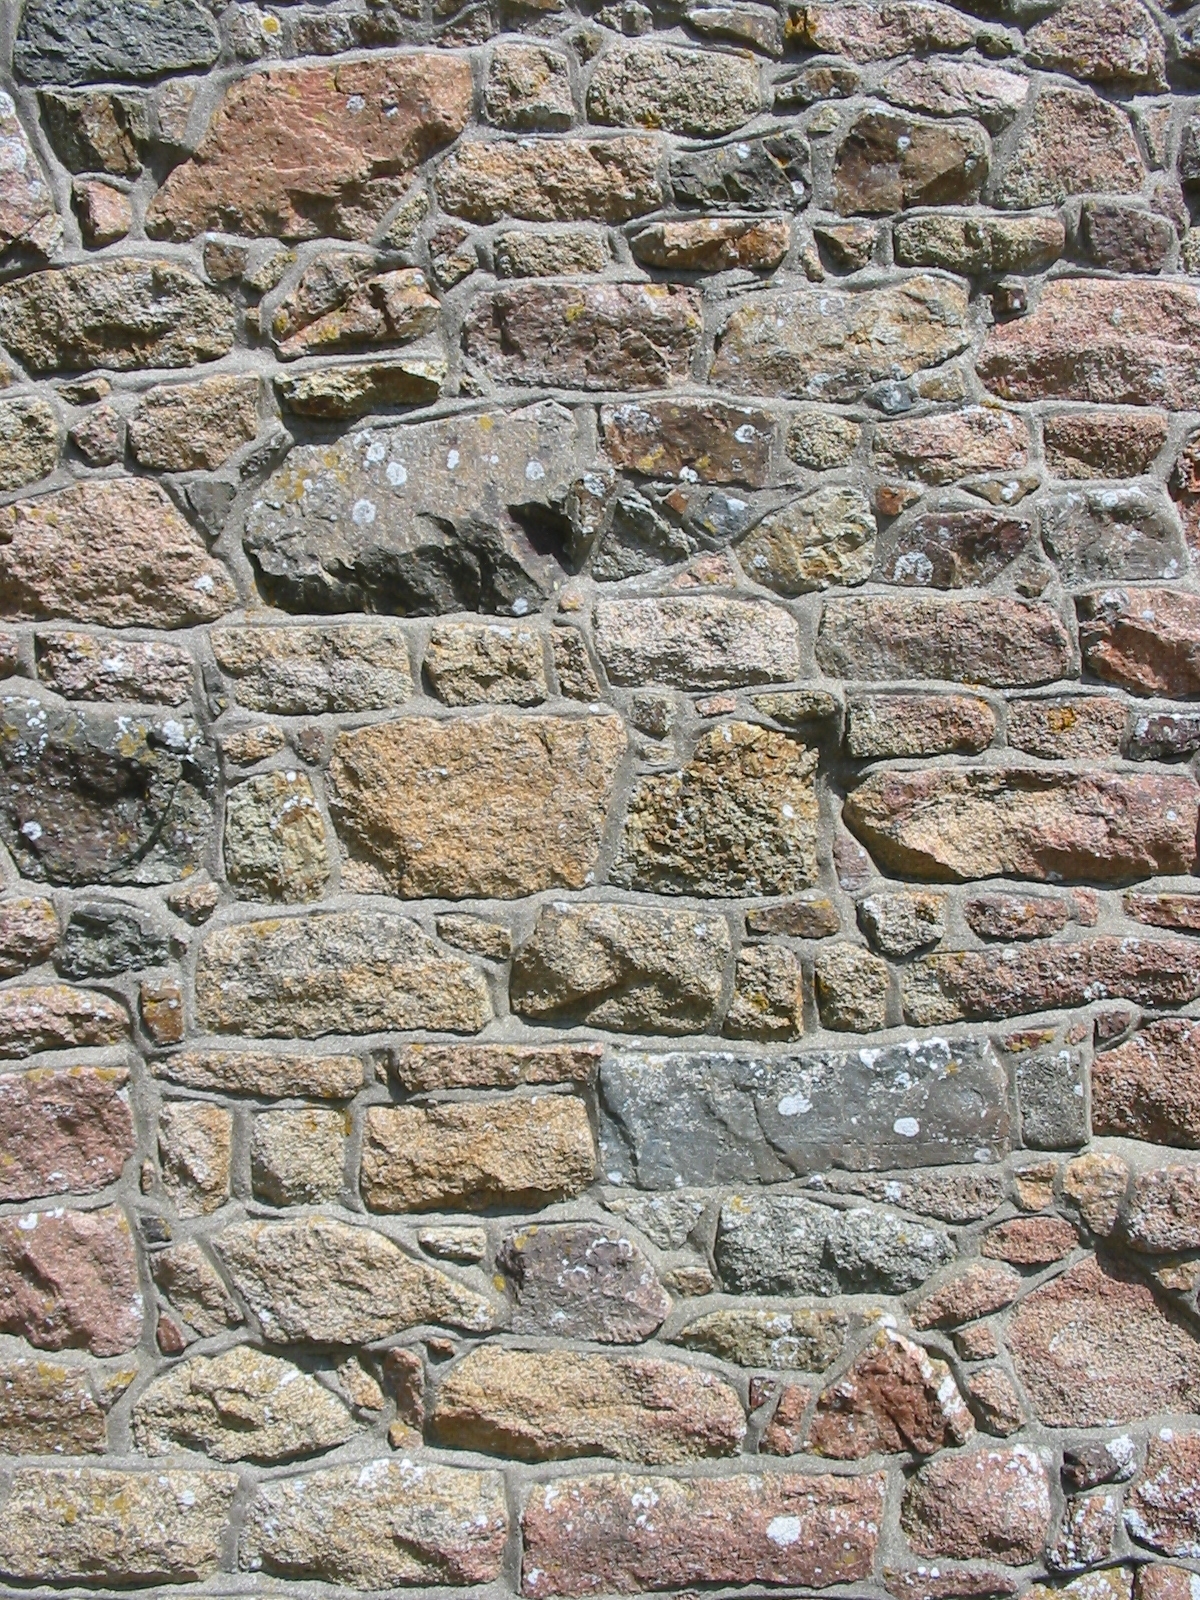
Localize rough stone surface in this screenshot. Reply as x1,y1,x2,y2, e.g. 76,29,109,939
240,1459,508,1588
1077,587,1200,697
737,486,876,595
1092,1018,1200,1147
0,983,129,1059
806,1328,973,1459
676,1305,846,1370
212,623,413,713
439,138,662,223
0,478,234,628
902,1445,1051,1563
361,1096,596,1212
1125,1431,1200,1556
588,42,760,136
0,1206,142,1356
521,1469,885,1595
511,901,731,1034
329,712,624,898
0,1064,133,1201
832,111,988,215
35,631,194,705
498,1223,669,1341
194,909,493,1037
433,1345,745,1463
0,895,58,978
817,598,1071,688
594,596,801,687
849,689,996,761
224,771,330,904
128,375,259,471
15,0,219,85
213,1215,494,1343
148,57,472,242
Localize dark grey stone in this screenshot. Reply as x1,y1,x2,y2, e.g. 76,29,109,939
0,696,214,887
1039,487,1186,586
599,1036,1012,1189
670,130,810,211
243,402,584,616
497,1222,670,1343
714,1192,954,1296
1061,1436,1138,1491
15,0,220,85
57,904,170,980
1015,1046,1088,1151
1125,710,1200,761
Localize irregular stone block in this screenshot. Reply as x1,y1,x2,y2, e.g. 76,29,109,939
213,1215,494,1342
980,280,1200,408
274,356,445,417
1125,1431,1200,1556
791,0,973,61
594,596,801,687
434,1345,745,1463
818,596,1070,687
725,943,805,1040
439,136,662,223
1125,1165,1200,1253
224,771,330,904
241,1459,508,1588
244,402,585,617
194,909,493,1038
499,1222,668,1341
601,1036,1009,1187
463,282,702,390
158,1101,232,1218
613,722,818,897
495,228,609,277
329,711,623,898
911,1260,1021,1330
893,211,1063,274
361,1096,596,1212
0,1465,236,1585
0,1351,113,1455
0,259,233,373
1044,409,1168,479
150,1240,242,1339
629,216,789,272
994,86,1143,209
1039,486,1185,585
270,259,439,360
902,1444,1051,1564
676,1304,846,1370
874,507,1034,590
807,1327,972,1459
389,1042,600,1093
251,1108,346,1206
155,1049,363,1100
1025,0,1166,90
0,1205,142,1355
873,408,1028,486
814,943,890,1031
1092,1017,1200,1147
15,0,219,84
1016,1045,1088,1150
0,1064,133,1202
212,622,413,714
485,42,574,131
904,938,1200,1025
857,889,947,955
882,59,1028,129
424,622,547,705
846,694,995,758
148,55,472,241
0,984,128,1060
1006,696,1128,761
0,478,234,628
35,631,194,705
1077,587,1200,697
587,41,761,136
511,901,730,1034
0,896,58,979
712,275,969,400
600,398,774,487
1009,1254,1200,1425
845,767,1197,884
832,111,988,214
0,397,59,490
737,486,876,595
38,86,147,174
670,129,810,210
128,374,259,471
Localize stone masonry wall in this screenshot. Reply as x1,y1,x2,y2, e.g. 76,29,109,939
3,0,1200,1593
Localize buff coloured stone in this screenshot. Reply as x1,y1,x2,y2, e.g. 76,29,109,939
1093,1019,1200,1146
816,597,1071,687
881,59,1028,130
689,3,785,55
150,1240,242,1339
600,398,774,486
35,631,194,705
240,1459,508,1587
328,711,624,898
675,1305,847,1370
903,939,1200,1026
213,1215,494,1342
511,902,731,1034
223,772,330,904
993,87,1143,210
274,356,446,417
251,1108,346,1206
594,596,801,687
147,56,472,242
158,1101,231,1218
0,478,235,628
736,486,876,594
613,722,818,897
856,889,946,956
434,1345,745,1463
0,397,58,489
438,137,662,223
980,281,1200,409
587,42,761,137
601,1036,1009,1187
790,0,973,60
725,943,805,1039
1009,1255,1200,1425
1025,0,1166,91
711,275,970,400
893,212,1064,275
463,282,702,391
844,768,1198,884
806,1328,973,1459
0,896,58,978
128,374,259,471
424,622,547,705
390,1042,600,1093
361,1096,596,1212
270,262,439,360
244,402,584,617
194,910,493,1038
902,1445,1051,1563
1046,410,1169,479
521,1468,885,1596
495,228,609,278
1077,588,1200,697
832,112,988,215
212,623,413,714
1125,1431,1200,1556
0,1465,236,1585
0,1064,133,1201
133,1346,355,1463
813,943,890,1032
0,985,129,1059
0,1351,114,1455
499,1222,668,1341
485,43,574,131
845,694,995,757
746,895,840,938
155,1050,363,1100
0,1205,142,1355
629,217,789,272
0,259,234,373
1006,697,1129,761
873,408,1028,485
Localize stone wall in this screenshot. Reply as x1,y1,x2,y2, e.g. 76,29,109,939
0,0,1199,1591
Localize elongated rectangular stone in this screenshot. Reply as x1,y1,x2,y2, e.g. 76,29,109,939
600,1037,1011,1188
